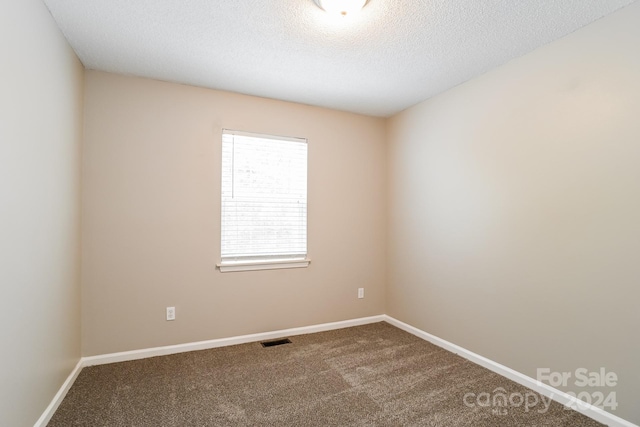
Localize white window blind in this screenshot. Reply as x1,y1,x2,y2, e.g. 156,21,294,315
221,130,308,264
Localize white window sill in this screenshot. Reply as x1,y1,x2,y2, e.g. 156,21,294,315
217,258,311,273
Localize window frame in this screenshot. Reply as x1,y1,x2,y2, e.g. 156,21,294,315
217,129,310,273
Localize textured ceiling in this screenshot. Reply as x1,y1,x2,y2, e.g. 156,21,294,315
43,0,636,117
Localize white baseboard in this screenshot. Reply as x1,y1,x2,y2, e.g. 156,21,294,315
383,315,637,427
82,315,386,366
33,359,83,427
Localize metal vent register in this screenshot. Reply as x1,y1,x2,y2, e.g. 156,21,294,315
260,338,292,348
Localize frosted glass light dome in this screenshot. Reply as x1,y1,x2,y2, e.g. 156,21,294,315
313,0,367,16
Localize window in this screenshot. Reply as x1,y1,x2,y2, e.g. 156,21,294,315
218,130,309,272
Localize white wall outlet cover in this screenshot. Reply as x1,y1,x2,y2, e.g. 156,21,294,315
166,307,176,321
358,288,364,299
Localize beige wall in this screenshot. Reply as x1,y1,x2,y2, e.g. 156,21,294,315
0,1,83,426
81,71,387,356
387,3,640,424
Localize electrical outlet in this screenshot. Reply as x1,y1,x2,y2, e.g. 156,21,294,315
358,288,364,299
166,306,176,321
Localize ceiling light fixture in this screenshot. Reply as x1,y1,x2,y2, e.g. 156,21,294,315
313,0,367,16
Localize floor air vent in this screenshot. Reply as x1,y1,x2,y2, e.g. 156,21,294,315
261,338,292,348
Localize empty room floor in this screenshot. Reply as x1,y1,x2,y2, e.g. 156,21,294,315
49,323,601,426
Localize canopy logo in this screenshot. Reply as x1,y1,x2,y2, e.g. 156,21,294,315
463,368,619,416
463,388,553,415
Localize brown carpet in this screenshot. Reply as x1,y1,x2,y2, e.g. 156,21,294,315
48,322,603,426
